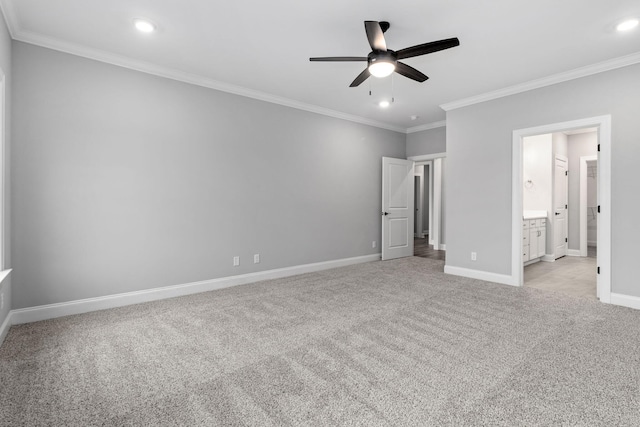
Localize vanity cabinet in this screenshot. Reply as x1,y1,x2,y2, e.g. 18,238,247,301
523,218,546,262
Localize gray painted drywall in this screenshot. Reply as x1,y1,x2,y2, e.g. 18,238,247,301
11,42,405,309
0,12,11,329
406,126,446,158
446,62,640,297
567,132,597,250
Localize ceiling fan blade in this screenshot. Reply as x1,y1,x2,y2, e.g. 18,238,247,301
364,21,387,51
349,68,371,87
396,37,460,60
309,56,368,62
395,62,429,82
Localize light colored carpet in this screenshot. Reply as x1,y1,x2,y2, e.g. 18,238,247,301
1,257,639,426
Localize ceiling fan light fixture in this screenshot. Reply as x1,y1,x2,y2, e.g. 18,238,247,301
369,61,395,78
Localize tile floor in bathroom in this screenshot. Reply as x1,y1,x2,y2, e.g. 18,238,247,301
524,246,597,299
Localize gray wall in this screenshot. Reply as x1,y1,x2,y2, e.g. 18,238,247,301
446,63,640,297
0,13,11,328
406,126,446,158
11,42,405,309
567,132,597,250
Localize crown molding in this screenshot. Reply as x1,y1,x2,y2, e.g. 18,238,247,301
406,120,446,134
0,0,18,37
10,27,407,134
441,51,640,112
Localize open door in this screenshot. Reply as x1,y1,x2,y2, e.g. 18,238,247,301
554,155,568,258
382,157,415,260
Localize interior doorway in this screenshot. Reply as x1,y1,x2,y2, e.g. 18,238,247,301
513,117,610,302
412,159,445,260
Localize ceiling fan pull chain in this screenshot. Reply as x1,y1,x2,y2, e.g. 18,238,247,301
392,74,395,103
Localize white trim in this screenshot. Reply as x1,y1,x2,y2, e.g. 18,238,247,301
10,31,406,134
567,249,581,257
587,240,597,246
407,152,447,162
406,120,446,134
441,52,640,112
541,255,556,262
580,155,598,257
610,293,640,311
444,265,517,287
438,244,446,251
0,268,10,285
0,309,11,347
414,160,434,244
432,158,443,250
512,116,611,304
9,254,380,325
0,67,4,270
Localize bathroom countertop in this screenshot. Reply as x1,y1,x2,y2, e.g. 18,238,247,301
523,210,548,220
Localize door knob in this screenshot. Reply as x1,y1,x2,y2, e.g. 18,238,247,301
382,211,389,216
555,212,560,215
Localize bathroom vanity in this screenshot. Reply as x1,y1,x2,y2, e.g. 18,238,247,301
523,211,547,263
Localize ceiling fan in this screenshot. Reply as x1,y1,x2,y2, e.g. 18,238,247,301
310,21,459,87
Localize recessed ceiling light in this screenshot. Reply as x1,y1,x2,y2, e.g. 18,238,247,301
410,115,419,121
134,19,156,33
617,19,639,32
379,100,390,108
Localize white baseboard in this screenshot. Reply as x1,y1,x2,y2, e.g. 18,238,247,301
9,253,381,326
0,311,11,347
438,244,446,251
610,293,640,310
587,240,597,246
542,255,555,262
444,265,517,287
567,250,582,257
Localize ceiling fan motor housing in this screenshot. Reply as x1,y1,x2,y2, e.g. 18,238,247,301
368,50,397,67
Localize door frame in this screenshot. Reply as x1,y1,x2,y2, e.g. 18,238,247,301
511,116,611,303
414,167,424,238
408,153,445,250
580,155,598,257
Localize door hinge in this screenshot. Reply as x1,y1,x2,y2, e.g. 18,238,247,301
565,171,568,176
565,237,568,243
598,144,600,152
597,205,600,213
597,266,600,274
565,204,568,209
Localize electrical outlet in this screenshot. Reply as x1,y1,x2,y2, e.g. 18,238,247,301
233,256,240,266
254,254,260,264
471,252,477,261
372,241,377,248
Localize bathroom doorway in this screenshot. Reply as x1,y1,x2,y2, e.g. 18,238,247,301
512,116,611,302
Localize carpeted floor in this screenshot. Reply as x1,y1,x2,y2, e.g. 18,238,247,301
1,257,639,426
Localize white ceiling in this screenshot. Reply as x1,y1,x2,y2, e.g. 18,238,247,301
1,0,639,132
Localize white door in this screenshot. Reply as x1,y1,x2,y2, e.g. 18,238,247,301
382,157,415,260
554,156,568,258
